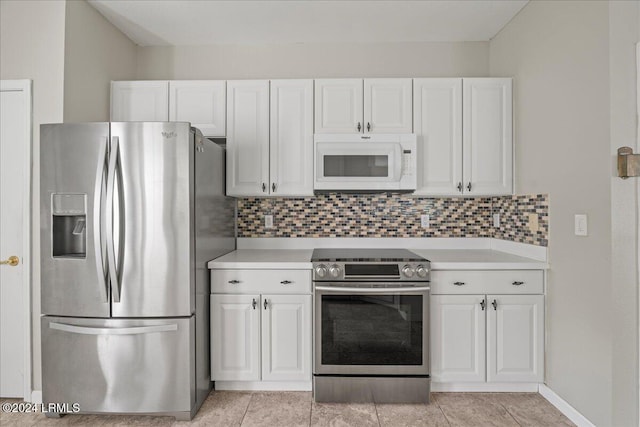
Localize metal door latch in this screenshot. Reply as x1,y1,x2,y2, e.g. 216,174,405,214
618,147,640,178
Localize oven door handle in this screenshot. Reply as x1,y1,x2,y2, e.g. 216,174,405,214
314,286,430,294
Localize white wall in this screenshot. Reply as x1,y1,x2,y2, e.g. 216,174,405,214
491,1,639,426
609,2,640,426
64,0,137,122
136,41,489,80
0,0,67,394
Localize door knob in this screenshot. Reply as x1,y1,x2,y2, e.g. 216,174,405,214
0,256,19,267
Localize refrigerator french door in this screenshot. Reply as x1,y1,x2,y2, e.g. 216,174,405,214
40,122,225,420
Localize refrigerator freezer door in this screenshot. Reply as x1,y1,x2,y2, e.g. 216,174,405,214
110,122,194,317
40,123,110,318
41,316,194,416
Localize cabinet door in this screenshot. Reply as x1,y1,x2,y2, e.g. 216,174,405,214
169,80,226,137
211,294,261,381
364,78,413,133
270,80,314,196
314,79,363,134
431,295,486,382
413,78,463,195
487,295,544,383
462,78,513,195
261,294,312,382
110,81,169,121
226,80,270,196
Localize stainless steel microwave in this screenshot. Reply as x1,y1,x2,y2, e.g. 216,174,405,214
314,134,417,192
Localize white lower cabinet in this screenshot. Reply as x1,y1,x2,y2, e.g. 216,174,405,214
210,269,312,386
431,271,545,387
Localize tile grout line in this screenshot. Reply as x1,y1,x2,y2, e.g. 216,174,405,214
433,397,453,427
496,400,523,427
308,395,312,427
238,392,254,426
373,402,381,427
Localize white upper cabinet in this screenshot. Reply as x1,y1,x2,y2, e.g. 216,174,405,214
364,78,413,133
270,80,314,196
463,78,513,195
314,79,363,134
487,295,544,383
413,78,463,195
110,81,169,122
226,80,270,196
169,80,226,137
315,78,412,134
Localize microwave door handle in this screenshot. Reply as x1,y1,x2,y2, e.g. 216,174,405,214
393,144,403,181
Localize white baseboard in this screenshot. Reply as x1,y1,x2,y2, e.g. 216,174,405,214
539,384,595,427
214,381,312,391
431,382,539,392
30,390,42,404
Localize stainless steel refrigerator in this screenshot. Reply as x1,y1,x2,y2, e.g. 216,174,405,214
39,122,235,420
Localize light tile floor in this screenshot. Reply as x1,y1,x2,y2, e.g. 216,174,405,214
0,392,575,427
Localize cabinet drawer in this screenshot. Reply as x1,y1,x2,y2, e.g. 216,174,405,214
430,270,543,295
211,269,311,294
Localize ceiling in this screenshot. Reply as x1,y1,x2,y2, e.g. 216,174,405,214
88,0,529,47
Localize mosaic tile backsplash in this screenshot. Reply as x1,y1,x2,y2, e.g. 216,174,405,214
237,194,549,246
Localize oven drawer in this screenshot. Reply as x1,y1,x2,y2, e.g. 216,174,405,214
430,270,543,295
211,269,311,294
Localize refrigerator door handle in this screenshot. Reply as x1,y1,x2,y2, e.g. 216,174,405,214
93,137,109,302
106,136,121,302
49,322,178,335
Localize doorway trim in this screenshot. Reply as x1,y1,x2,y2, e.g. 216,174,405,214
0,79,32,401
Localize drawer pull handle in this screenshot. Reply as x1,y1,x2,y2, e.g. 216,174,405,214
480,299,486,311
453,281,466,286
252,298,257,310
228,280,240,284
492,299,498,310
281,280,292,285
264,299,268,309
512,281,524,286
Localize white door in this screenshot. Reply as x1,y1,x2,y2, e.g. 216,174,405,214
210,294,261,381
314,79,363,134
0,80,31,398
431,295,486,383
110,81,169,121
261,294,312,382
270,80,314,196
462,78,513,195
487,294,544,383
364,78,413,133
226,80,270,196
169,80,226,137
413,78,463,195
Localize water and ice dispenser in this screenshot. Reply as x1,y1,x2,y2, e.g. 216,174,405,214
51,194,86,258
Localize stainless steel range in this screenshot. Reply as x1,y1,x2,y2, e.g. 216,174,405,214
312,248,431,403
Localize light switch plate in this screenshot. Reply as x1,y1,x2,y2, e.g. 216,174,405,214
265,215,274,228
493,213,501,228
574,214,588,236
421,214,430,228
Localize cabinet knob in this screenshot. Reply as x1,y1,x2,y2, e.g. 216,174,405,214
467,182,472,192
492,299,498,310
357,122,361,132
480,299,486,311
228,280,240,284
453,281,466,286
367,122,371,132
264,299,268,310
252,298,257,310
262,183,266,192
457,182,463,193
272,183,276,192
512,281,524,286
280,280,292,284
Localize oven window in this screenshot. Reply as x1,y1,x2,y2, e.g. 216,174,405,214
321,294,423,365
323,155,389,177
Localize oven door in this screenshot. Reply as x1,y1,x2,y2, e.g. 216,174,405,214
314,284,429,376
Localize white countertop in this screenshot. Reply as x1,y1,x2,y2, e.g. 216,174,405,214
207,248,547,270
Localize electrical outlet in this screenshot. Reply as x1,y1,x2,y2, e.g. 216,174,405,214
493,213,501,228
420,214,430,228
528,213,539,232
264,215,274,228
574,214,587,236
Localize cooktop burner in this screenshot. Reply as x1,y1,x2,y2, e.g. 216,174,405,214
311,248,426,263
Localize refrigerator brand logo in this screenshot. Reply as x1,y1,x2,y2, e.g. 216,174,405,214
161,131,177,139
